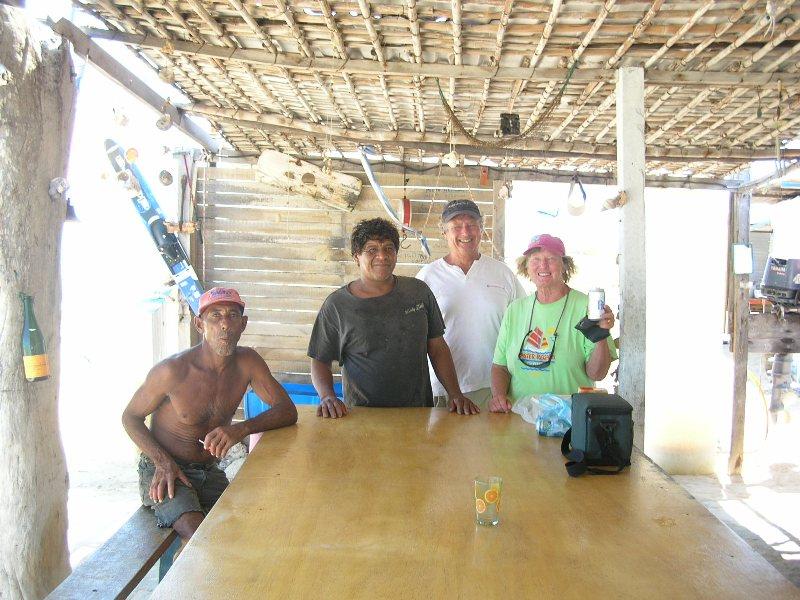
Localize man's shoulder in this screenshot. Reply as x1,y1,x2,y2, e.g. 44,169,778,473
478,254,516,275
415,258,446,279
150,348,194,384
320,284,351,308
396,275,433,295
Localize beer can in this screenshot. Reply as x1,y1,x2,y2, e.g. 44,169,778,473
588,288,605,320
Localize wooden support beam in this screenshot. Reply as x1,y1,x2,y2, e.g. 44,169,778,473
82,28,800,89
616,66,646,448
187,102,800,163
51,19,221,153
727,191,751,476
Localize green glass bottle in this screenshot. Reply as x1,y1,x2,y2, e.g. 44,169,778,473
20,293,50,382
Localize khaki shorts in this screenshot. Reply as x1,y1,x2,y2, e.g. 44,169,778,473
433,387,492,410
138,454,229,528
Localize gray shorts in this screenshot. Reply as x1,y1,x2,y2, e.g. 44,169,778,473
138,454,229,528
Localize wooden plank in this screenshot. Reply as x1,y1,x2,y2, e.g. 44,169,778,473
244,309,317,326
199,180,492,201
250,347,310,362
207,265,426,289
47,506,177,600
200,166,487,190
201,205,493,229
242,321,314,338
239,296,326,312
206,255,433,276
241,333,311,351
204,237,432,264
747,312,800,353
205,268,347,287
151,408,800,599
728,191,751,475
205,281,334,302
492,181,506,260
201,228,490,256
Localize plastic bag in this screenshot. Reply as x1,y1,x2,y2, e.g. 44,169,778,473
533,394,572,437
511,394,540,425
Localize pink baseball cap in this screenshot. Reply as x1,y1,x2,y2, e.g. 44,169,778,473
523,234,566,257
198,287,245,315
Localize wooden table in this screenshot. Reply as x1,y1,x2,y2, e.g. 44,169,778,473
152,407,799,599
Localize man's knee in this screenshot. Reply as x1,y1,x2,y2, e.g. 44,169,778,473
172,510,205,541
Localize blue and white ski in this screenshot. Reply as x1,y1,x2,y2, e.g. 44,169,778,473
105,139,204,314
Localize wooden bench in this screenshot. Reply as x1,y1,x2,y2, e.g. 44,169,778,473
47,506,178,599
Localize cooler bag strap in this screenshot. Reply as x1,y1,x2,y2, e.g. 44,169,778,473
561,425,627,476
561,428,589,477
584,422,626,475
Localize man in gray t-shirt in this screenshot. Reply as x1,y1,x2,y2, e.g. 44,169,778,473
308,218,480,417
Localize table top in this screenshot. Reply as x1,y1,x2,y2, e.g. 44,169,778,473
152,407,798,599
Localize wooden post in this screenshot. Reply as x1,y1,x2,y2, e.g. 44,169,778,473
0,7,76,597
728,191,751,475
615,66,647,448
491,180,508,260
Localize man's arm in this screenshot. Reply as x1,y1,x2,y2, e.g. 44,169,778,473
121,361,191,503
311,358,347,418
202,349,299,458
427,336,479,415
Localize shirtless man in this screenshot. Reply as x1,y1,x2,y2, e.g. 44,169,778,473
122,287,297,541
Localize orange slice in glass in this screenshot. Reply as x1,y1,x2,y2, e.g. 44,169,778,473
484,489,499,504
475,498,487,514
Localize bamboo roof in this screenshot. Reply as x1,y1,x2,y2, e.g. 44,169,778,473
73,0,800,184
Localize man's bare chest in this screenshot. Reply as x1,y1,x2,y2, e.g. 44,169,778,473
167,370,249,426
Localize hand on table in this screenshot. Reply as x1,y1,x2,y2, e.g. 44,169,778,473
489,395,512,413
449,395,480,415
202,424,244,459
317,396,348,418
150,459,191,503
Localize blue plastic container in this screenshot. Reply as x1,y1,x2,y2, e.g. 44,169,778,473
243,383,344,419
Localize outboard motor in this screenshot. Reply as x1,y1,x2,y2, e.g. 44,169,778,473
761,257,800,308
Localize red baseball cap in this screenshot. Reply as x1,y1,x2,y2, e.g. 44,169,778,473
198,287,245,315
523,234,566,257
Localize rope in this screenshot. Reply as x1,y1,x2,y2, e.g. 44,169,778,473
436,61,580,150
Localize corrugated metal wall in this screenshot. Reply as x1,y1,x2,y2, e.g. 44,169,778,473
195,162,496,384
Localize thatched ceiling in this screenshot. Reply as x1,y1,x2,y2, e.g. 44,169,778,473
72,0,800,183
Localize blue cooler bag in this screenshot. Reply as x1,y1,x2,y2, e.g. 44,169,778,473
560,393,633,476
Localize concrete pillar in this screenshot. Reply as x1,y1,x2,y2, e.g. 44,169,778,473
615,66,646,447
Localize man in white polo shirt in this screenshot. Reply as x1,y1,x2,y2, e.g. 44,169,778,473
417,199,526,409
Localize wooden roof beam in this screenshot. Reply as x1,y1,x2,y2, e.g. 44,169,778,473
314,1,356,128
551,0,664,142
581,0,712,141
405,0,425,133
523,0,616,133
507,0,561,112
82,28,800,89
678,19,800,145
640,0,776,145
52,18,220,153
356,0,386,65
227,0,280,53
272,0,313,58
473,0,514,134
449,0,463,102
185,102,800,163
673,0,761,69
